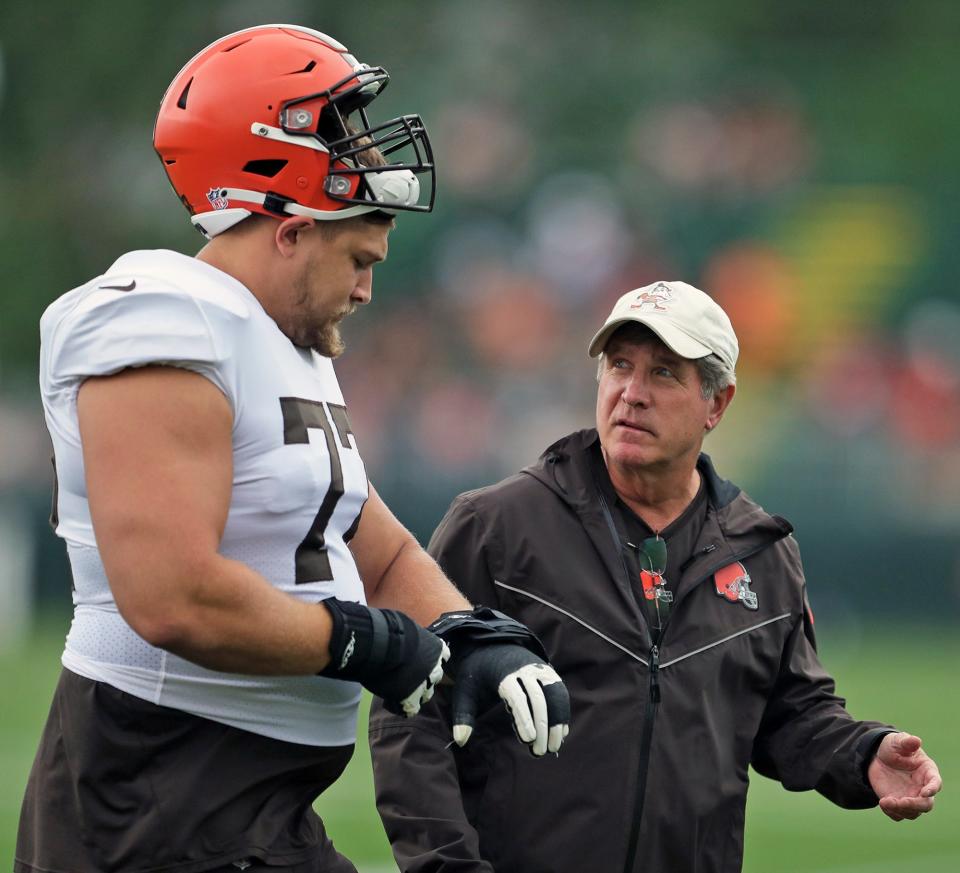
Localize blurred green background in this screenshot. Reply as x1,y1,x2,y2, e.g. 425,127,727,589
1,1,958,871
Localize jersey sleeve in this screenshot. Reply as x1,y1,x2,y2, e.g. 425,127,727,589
43,283,247,404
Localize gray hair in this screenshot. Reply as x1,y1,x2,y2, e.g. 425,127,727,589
693,353,736,400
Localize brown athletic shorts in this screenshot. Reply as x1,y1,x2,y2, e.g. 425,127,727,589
15,668,359,873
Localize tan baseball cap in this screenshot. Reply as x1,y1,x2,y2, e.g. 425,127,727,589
587,280,739,370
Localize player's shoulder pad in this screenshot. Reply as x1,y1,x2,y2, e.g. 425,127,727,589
43,250,250,386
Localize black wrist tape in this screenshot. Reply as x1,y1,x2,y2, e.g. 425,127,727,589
319,597,426,685
320,597,377,680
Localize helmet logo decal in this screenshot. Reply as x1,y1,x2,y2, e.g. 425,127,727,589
714,561,758,610
206,187,229,210
630,282,673,312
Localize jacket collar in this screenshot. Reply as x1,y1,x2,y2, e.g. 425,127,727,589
525,428,743,519
522,429,793,608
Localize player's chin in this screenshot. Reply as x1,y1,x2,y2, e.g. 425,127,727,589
309,322,346,359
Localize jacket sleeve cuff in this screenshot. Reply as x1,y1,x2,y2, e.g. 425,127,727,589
854,727,898,797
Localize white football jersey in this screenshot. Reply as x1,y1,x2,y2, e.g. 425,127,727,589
39,249,370,746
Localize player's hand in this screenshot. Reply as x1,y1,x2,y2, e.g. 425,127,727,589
319,598,449,717
868,732,942,821
449,643,570,757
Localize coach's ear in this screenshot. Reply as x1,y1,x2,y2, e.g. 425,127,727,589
705,384,735,432
275,216,316,258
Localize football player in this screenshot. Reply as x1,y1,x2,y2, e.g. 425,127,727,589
16,25,569,873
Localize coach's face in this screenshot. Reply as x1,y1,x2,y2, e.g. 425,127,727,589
596,330,727,476
285,219,390,357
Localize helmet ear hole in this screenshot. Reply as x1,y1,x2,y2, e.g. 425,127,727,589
243,159,288,178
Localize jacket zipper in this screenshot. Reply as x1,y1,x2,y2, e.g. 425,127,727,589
594,482,659,873
622,643,660,873
649,644,661,704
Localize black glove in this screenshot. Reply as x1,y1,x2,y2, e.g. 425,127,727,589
429,607,571,757
319,597,448,717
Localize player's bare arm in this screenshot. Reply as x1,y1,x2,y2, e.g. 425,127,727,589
349,483,471,622
351,483,569,755
79,364,337,675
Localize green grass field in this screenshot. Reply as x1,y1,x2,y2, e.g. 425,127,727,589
3,617,956,872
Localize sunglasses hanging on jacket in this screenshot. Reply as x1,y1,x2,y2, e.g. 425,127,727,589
628,534,673,639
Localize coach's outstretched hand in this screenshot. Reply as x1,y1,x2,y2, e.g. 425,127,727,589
320,597,448,717
429,607,571,757
868,732,942,821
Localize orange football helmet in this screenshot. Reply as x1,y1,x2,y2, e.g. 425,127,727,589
154,24,435,237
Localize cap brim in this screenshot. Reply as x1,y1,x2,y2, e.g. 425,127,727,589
588,316,714,359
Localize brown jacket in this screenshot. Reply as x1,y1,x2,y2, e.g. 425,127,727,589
369,430,892,873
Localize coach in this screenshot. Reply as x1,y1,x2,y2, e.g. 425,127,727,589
368,280,942,873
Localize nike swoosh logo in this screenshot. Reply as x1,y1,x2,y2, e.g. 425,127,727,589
99,280,136,292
